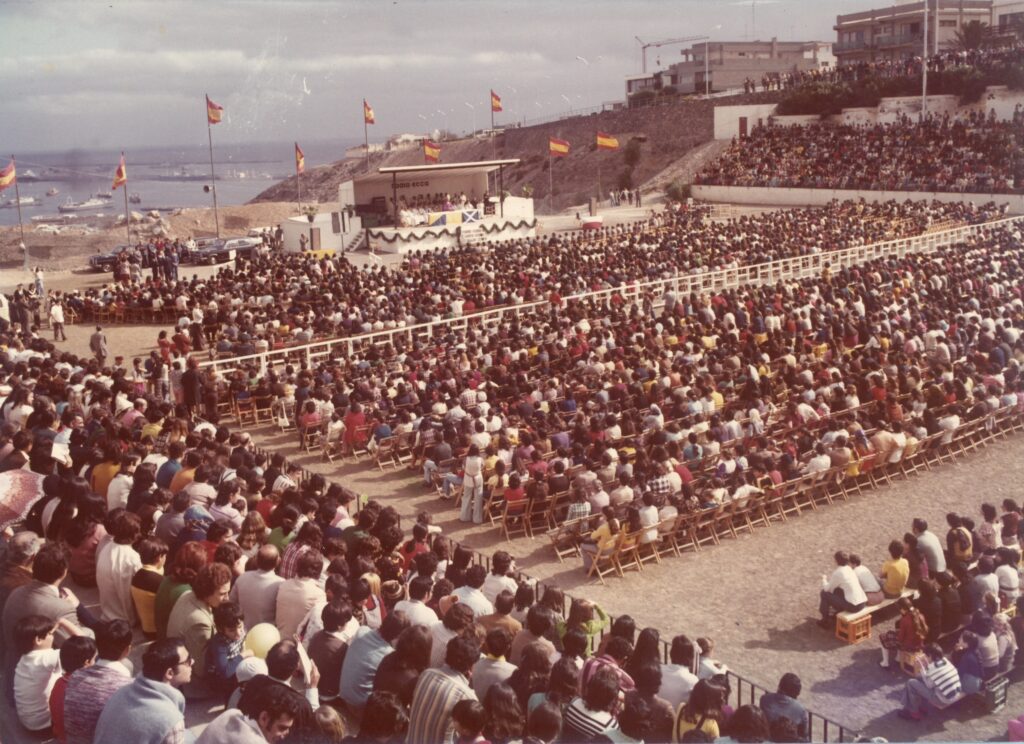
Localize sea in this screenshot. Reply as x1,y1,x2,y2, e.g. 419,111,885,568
0,138,359,227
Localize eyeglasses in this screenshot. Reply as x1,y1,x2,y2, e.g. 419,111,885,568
175,654,194,669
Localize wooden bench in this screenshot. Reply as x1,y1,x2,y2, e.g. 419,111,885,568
835,588,917,645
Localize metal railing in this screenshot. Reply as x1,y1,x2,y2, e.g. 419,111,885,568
200,214,1023,379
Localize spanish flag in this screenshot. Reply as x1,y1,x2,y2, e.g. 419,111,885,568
112,154,127,190
491,90,502,113
423,140,441,163
549,137,570,158
0,160,14,192
596,132,619,150
206,95,223,125
363,99,375,125
295,142,305,174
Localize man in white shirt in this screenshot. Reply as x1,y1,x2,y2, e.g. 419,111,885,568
393,576,440,628
481,552,519,605
229,545,284,628
659,635,700,709
451,565,494,619
818,551,868,628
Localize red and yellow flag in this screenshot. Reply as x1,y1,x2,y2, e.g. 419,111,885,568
549,137,570,157
363,99,375,125
491,90,502,113
295,142,305,174
0,160,15,192
112,154,127,190
596,132,619,150
206,95,223,125
423,140,441,163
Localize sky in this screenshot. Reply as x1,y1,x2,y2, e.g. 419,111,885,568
2,0,891,153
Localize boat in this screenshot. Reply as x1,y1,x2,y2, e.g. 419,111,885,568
58,197,109,213
1,196,40,208
94,191,113,200
46,187,59,197
19,169,40,181
128,193,142,204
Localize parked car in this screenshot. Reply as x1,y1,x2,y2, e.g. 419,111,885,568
87,244,133,272
191,237,261,264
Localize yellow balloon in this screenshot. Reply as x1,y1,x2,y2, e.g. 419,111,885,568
243,623,281,659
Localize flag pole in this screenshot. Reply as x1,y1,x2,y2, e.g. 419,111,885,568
364,110,370,174
122,151,130,245
295,143,302,207
12,156,26,273
205,95,221,238
548,150,553,214
597,158,602,215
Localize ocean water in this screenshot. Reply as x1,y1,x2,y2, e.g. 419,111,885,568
0,139,358,227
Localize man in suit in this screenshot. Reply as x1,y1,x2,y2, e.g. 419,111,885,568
181,356,204,418
2,542,91,701
89,325,108,367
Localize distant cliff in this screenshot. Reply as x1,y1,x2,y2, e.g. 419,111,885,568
250,92,781,213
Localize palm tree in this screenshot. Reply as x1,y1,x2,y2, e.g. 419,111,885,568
953,20,990,51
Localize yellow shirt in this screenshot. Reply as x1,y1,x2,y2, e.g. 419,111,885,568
881,557,910,596
675,712,720,742
170,467,196,494
90,462,121,499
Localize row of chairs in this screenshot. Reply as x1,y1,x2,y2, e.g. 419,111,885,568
543,405,1023,584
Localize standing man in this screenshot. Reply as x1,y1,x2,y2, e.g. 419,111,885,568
90,325,108,368
49,296,67,342
181,357,204,419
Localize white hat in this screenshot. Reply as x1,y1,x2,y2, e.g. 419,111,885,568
236,657,267,683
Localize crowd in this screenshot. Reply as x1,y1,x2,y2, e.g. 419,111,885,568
696,112,1024,194
43,198,1001,370
741,45,1024,94
818,507,1024,722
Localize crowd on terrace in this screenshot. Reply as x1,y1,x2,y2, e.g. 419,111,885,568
696,111,1024,194
46,198,1002,367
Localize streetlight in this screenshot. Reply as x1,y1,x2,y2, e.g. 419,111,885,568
464,101,476,137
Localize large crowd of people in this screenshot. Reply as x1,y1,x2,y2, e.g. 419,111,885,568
696,112,1024,194
44,198,1002,369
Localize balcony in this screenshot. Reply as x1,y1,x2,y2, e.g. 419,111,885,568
834,39,869,52
874,32,923,47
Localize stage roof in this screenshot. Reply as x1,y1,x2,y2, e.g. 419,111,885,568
354,159,520,185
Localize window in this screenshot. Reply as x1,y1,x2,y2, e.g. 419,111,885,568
1000,12,1024,31
939,20,957,28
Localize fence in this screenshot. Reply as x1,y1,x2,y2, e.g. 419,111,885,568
200,214,1024,380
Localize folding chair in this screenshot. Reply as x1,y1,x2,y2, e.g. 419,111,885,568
373,436,398,470
500,499,530,542
585,533,622,585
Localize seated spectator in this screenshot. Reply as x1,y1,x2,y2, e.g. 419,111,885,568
818,551,868,628
206,600,250,699
49,636,96,744
879,540,910,598
340,610,410,710
131,536,169,637
897,644,963,721
407,635,481,744
660,634,700,709
472,626,517,700
165,562,233,690
275,550,326,639
92,638,193,744
625,663,675,742
13,614,71,733
562,665,621,742
63,618,134,744
673,678,727,741
879,597,929,670
510,605,557,665
199,681,304,744
237,639,321,741
849,553,884,606
759,672,808,741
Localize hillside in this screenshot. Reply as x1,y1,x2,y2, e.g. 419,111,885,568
251,91,782,213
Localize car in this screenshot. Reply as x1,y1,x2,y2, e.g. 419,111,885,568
87,244,133,272
191,237,262,265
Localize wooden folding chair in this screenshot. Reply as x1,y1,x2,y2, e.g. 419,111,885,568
612,529,644,575
483,484,506,526
253,396,275,425
585,533,622,585
234,395,257,427
547,515,593,563
373,436,398,470
349,425,375,462
500,499,530,542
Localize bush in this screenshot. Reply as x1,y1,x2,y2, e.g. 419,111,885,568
665,180,691,202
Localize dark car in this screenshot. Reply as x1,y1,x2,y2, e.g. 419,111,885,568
88,244,133,272
191,237,261,265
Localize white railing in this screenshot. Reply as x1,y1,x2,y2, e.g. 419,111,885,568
201,215,1023,377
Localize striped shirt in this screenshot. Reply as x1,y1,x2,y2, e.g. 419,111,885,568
63,661,132,744
923,658,962,705
406,665,476,744
562,696,617,741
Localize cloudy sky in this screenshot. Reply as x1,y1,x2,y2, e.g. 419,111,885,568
3,0,886,153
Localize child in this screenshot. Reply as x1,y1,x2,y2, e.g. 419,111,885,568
50,636,97,744
205,601,251,698
452,698,491,744
314,705,346,742
696,637,729,679
307,600,350,703
14,614,78,733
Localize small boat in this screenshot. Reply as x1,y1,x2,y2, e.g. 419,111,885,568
58,196,109,213
1,196,40,208
128,193,142,204
94,191,113,200
46,187,59,197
